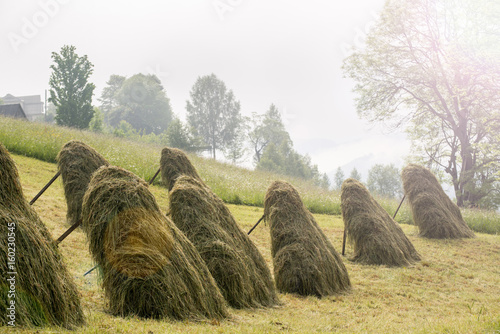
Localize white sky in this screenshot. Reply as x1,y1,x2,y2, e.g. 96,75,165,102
0,0,411,179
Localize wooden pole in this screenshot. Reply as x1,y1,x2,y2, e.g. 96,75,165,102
83,265,98,276
30,170,61,205
55,219,82,245
393,194,406,219
148,168,161,185
341,228,347,256
247,215,264,235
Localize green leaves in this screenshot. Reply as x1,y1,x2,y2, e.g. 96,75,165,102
186,74,242,159
49,45,95,129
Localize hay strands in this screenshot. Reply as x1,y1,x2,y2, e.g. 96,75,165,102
55,219,82,245
29,170,61,205
247,215,264,235
393,194,406,219
148,167,161,185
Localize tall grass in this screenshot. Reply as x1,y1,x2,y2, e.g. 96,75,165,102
0,116,338,214
1,116,499,234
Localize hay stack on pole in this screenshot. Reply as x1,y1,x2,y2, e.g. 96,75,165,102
57,140,109,226
0,144,84,328
160,147,202,191
81,165,228,319
162,147,279,308
264,180,351,297
340,178,421,266
402,164,475,239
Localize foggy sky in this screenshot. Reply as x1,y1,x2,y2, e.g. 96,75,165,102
0,0,410,180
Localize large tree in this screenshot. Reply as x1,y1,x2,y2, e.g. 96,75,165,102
367,164,403,198
248,104,291,164
49,45,95,129
186,74,241,159
98,74,126,125
109,74,173,135
343,0,500,207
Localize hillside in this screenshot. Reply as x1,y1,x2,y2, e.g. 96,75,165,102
2,116,500,234
6,153,500,333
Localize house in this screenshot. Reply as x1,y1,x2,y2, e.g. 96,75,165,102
2,94,44,121
0,103,27,119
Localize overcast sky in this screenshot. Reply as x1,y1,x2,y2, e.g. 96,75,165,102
0,0,411,180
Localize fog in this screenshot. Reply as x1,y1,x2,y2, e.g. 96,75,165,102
0,0,410,180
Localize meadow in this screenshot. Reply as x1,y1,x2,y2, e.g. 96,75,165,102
1,115,499,234
6,153,500,333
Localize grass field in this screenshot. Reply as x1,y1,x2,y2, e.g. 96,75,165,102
7,154,500,333
2,116,500,234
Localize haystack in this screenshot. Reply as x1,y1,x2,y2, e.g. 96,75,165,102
169,175,279,308
81,166,228,319
264,180,351,297
160,147,202,191
57,140,109,226
402,164,475,239
341,178,421,266
0,143,84,328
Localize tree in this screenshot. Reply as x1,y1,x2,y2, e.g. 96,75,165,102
89,107,104,132
349,168,362,182
334,167,345,190
367,164,403,198
248,104,291,164
186,74,242,159
258,141,330,189
49,45,95,129
165,118,202,151
343,0,500,207
109,74,173,135
98,74,125,125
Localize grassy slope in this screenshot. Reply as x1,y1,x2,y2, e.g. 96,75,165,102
8,154,500,333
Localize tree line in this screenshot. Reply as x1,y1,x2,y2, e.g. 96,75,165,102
47,45,330,189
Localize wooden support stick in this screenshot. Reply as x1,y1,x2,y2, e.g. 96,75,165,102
393,194,406,219
342,228,347,256
55,219,82,245
30,170,61,205
247,215,264,235
83,265,98,276
148,168,161,185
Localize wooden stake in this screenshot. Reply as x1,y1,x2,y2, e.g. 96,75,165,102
341,228,347,256
30,170,61,205
148,168,161,185
83,265,98,276
247,215,264,235
393,194,406,219
55,219,82,245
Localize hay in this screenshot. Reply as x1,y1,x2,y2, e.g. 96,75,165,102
340,178,421,266
402,164,475,239
160,147,202,191
264,180,351,297
169,175,280,308
81,166,228,320
0,143,84,328
57,140,109,226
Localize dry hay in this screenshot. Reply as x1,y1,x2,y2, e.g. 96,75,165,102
81,165,228,320
57,140,109,225
340,178,421,266
169,175,280,309
0,143,84,328
264,180,351,297
160,147,202,191
402,164,475,239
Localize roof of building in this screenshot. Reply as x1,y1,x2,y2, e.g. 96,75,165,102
0,103,27,119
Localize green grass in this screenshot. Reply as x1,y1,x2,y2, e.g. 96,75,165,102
7,154,500,333
1,115,499,234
